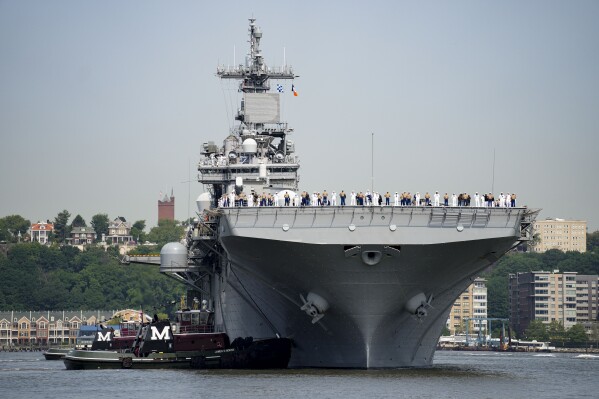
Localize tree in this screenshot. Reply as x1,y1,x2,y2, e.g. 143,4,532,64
566,324,588,345
0,242,185,311
91,214,110,241
547,320,566,342
131,220,147,243
588,230,599,252
523,319,549,341
0,215,31,242
53,210,71,243
71,214,87,228
146,219,184,248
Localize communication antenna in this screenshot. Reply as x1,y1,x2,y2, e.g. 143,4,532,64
491,148,496,194
181,159,192,223
371,133,374,194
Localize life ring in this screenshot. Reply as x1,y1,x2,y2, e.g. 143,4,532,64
122,357,133,368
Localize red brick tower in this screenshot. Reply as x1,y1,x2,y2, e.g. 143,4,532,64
158,189,175,221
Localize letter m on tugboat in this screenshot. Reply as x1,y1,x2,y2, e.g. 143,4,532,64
97,331,112,342
150,325,171,341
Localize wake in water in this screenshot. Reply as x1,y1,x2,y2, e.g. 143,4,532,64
575,354,599,359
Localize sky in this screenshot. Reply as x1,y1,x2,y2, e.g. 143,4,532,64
1,0,598,231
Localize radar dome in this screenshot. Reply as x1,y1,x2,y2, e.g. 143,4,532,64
160,242,187,272
196,192,212,213
242,138,258,154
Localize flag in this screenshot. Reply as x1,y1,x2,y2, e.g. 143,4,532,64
292,84,298,96
276,84,284,93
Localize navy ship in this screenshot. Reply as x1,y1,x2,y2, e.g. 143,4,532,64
159,18,537,368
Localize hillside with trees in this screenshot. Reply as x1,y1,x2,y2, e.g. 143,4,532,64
0,243,185,311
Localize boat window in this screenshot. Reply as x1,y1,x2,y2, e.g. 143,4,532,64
191,313,200,326
200,312,209,325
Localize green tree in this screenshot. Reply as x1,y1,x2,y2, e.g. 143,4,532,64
0,215,31,242
523,319,549,341
547,320,566,342
91,213,110,241
53,210,71,243
131,220,147,243
71,214,87,228
0,242,185,311
588,230,599,252
541,249,568,271
566,324,588,345
146,219,184,248
127,245,159,255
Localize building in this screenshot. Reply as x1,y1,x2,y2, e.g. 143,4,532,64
576,275,599,322
532,218,587,253
66,226,96,246
446,278,488,335
0,310,115,348
105,217,134,245
30,221,54,244
158,190,175,221
509,271,580,336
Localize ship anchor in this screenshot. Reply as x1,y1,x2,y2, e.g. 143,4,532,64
299,292,329,324
405,293,434,319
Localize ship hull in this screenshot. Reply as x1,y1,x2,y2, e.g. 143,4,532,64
216,206,525,368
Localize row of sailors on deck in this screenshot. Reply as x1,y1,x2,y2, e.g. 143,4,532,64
218,191,517,208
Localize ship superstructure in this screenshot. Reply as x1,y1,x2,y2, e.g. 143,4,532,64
198,18,299,204
160,19,538,368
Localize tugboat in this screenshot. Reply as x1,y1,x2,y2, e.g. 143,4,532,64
63,305,291,370
43,348,71,360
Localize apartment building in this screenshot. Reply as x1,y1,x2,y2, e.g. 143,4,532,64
576,275,599,322
446,278,488,335
532,218,586,253
509,271,586,335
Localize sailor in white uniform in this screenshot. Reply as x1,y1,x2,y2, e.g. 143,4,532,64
505,193,510,208
415,192,421,206
433,191,440,207
229,191,235,207
394,192,399,206
474,192,480,207
312,192,318,206
331,191,337,206
350,191,357,206
274,192,279,207
451,193,457,207
499,192,505,208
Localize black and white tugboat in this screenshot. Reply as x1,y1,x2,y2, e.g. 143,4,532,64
63,305,291,370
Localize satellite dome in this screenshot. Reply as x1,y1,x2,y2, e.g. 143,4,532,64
160,242,187,272
196,192,212,213
242,138,258,154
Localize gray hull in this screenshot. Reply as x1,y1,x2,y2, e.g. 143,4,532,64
217,205,526,368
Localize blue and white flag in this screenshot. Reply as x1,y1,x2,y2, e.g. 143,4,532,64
276,84,284,93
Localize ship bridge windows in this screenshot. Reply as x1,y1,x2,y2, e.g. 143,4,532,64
231,168,259,174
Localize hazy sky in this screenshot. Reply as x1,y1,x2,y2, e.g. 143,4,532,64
1,0,598,231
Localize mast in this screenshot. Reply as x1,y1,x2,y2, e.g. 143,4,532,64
199,19,301,203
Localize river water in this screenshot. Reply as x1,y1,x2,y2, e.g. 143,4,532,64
1,350,597,399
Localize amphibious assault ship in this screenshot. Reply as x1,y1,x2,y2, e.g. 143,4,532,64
159,19,538,368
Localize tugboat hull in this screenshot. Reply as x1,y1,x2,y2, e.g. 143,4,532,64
63,338,292,370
